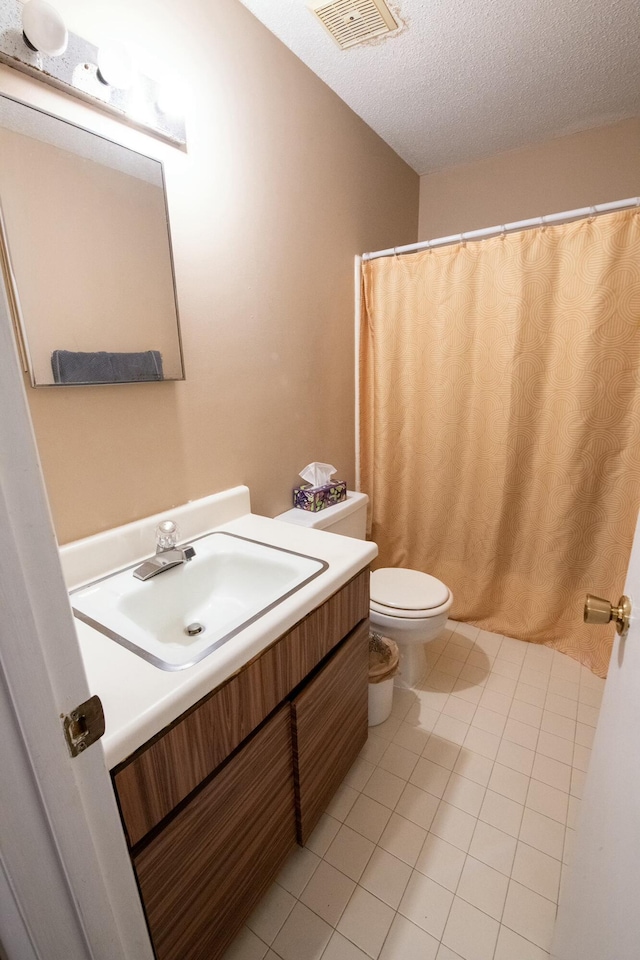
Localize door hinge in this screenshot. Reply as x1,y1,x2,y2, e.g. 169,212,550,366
62,695,105,757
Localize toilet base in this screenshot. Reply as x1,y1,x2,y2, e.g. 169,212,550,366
394,641,428,688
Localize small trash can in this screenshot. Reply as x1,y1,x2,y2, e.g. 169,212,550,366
368,633,399,726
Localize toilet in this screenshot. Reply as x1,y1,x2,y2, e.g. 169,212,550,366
275,491,453,687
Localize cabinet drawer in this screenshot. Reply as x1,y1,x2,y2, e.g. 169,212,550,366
292,619,369,844
113,568,369,846
134,705,296,960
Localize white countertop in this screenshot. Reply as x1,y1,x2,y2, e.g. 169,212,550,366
63,488,377,769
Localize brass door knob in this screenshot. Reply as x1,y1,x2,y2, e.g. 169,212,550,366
584,594,632,637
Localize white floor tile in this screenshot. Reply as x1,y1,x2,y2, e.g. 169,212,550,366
430,801,477,852
531,754,571,793
337,887,395,959
395,782,440,831
378,813,428,866
379,913,440,960
277,846,320,897
246,882,296,944
488,762,530,804
359,847,412,910
416,833,466,891
570,767,586,799
442,695,477,724
502,717,539,750
514,681,547,708
409,757,452,799
362,766,406,809
486,673,518,698
453,749,494,787
441,896,499,960
468,820,517,877
432,713,470,746
536,730,574,765
423,736,462,770
479,789,524,838
324,825,375,882
502,880,557,951
436,945,465,960
306,814,342,858
398,870,454,940
572,743,592,773
371,713,403,742
378,742,420,781
493,657,522,680
271,902,333,960
519,666,550,690
343,757,376,792
463,725,501,760
574,721,595,748
442,772,486,817
456,855,509,920
428,670,458,693
519,808,565,860
526,779,569,825
509,700,543,729
300,861,355,927
326,783,360,822
496,738,535,775
222,927,269,960
321,931,370,960
548,677,579,701
512,841,561,903
494,925,550,960
471,705,507,737
404,700,441,732
479,688,513,717
344,794,392,843
392,721,432,756
358,735,388,766
545,693,578,721
540,711,576,742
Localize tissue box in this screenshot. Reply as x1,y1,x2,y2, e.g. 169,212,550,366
293,480,347,512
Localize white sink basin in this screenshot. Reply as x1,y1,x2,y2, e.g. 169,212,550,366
71,532,328,670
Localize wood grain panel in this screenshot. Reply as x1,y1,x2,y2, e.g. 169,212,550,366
291,619,369,843
134,706,296,960
113,569,369,846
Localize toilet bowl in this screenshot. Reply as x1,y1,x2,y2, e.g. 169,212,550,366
369,567,453,687
275,491,452,688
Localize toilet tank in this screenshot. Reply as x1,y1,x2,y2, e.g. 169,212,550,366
274,491,368,540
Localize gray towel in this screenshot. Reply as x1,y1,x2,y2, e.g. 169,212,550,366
51,350,164,384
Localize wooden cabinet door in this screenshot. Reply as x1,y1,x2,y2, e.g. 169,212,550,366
134,706,296,960
291,619,369,844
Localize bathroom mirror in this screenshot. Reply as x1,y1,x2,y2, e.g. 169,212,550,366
0,93,185,386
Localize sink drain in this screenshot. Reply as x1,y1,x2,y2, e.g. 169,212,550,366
185,622,205,636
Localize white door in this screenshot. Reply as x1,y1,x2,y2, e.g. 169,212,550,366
552,512,640,959
0,256,153,958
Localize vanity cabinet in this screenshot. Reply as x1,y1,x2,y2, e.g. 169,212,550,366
111,568,370,960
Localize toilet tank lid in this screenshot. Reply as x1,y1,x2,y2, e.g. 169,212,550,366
370,567,450,611
274,491,368,530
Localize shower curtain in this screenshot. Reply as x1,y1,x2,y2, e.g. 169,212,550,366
360,209,640,677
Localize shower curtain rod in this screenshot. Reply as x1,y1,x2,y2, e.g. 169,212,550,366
362,196,640,261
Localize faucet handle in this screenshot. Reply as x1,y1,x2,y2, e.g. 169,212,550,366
156,519,179,551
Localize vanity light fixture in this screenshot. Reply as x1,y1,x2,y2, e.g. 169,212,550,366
0,0,186,145
21,0,68,57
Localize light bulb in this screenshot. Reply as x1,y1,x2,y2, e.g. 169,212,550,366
97,41,134,89
22,0,68,57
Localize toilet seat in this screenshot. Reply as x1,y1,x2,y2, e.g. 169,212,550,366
370,568,451,620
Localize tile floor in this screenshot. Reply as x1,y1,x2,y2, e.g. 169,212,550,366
222,621,604,960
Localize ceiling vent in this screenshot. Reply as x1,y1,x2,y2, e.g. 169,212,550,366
309,0,398,50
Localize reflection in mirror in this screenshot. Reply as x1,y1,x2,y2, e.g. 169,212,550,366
0,93,185,386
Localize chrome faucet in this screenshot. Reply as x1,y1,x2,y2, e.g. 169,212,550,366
133,520,196,581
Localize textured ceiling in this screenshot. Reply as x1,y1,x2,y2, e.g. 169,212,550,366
237,0,640,174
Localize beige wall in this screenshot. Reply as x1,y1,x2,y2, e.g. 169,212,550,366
419,119,640,239
0,0,418,543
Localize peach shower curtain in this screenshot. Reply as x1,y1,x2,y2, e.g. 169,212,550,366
360,210,640,677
